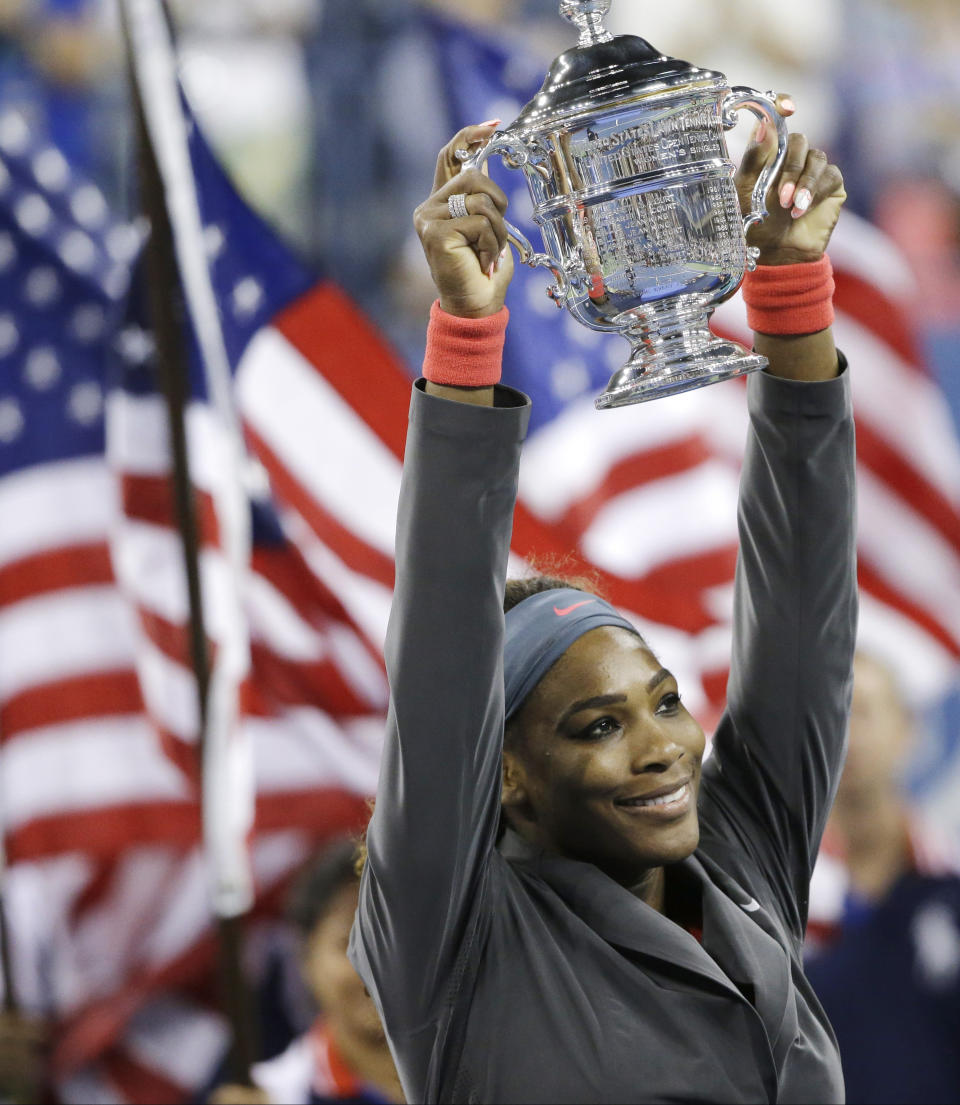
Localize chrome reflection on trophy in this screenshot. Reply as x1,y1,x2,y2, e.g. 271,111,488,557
468,0,789,407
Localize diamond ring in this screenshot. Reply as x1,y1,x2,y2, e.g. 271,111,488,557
447,193,470,220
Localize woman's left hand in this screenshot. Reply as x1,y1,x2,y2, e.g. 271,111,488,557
735,97,847,267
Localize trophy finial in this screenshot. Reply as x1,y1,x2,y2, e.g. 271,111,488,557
560,0,615,47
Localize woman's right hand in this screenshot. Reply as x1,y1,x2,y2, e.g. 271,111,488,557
414,124,515,319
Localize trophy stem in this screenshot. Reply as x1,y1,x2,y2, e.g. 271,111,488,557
559,0,614,46
595,295,766,409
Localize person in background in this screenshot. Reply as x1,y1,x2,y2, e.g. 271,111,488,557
211,838,403,1105
805,650,960,1105
0,0,125,203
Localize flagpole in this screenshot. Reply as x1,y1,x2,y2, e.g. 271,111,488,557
0,841,18,1015
118,0,258,1085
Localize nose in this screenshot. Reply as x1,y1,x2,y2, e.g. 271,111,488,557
627,722,685,775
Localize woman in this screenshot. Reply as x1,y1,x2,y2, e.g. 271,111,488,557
350,108,855,1104
211,838,403,1105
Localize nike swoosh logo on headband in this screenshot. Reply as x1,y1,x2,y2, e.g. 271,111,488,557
553,599,597,617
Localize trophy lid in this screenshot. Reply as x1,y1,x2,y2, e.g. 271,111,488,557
511,3,724,133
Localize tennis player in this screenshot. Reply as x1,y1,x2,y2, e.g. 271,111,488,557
350,110,853,1104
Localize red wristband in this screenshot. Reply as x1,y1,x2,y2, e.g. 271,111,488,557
742,255,835,336
422,300,508,387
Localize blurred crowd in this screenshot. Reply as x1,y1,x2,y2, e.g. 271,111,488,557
1,1,959,1103
4,0,959,384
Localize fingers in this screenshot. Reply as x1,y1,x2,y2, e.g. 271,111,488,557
416,166,510,277
775,132,809,211
789,151,844,220
433,120,501,192
446,202,508,278
773,92,797,118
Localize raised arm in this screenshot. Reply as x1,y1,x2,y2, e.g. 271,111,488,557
699,122,857,938
350,128,527,1076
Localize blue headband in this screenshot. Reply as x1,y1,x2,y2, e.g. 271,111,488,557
503,588,640,721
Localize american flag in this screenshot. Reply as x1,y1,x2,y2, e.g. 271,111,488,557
0,102,385,1101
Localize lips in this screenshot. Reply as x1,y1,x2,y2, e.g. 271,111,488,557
615,779,692,811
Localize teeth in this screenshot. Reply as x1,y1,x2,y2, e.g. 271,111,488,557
623,783,688,808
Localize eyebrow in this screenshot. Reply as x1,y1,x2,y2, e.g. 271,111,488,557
556,670,675,729
646,668,672,693
558,693,627,729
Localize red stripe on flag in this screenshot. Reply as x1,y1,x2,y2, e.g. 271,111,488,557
255,786,371,835
856,421,960,555
136,604,215,674
69,857,120,926
6,802,201,863
273,283,412,460
832,269,925,371
555,437,714,538
511,502,721,633
251,543,385,675
245,424,395,589
639,546,739,598
122,473,220,548
0,543,114,607
153,724,201,787
246,642,375,718
0,670,144,740
858,556,960,657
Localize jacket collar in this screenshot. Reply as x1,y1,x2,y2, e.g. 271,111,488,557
499,830,797,1077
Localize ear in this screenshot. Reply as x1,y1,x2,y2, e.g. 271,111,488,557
501,748,528,810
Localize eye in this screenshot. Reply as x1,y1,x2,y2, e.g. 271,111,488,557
575,715,622,742
655,691,682,716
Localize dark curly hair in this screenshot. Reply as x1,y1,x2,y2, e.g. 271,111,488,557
503,556,604,613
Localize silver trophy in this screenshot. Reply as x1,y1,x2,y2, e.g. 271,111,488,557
467,0,789,407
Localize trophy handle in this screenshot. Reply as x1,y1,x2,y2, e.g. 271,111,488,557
721,88,790,271
465,134,571,305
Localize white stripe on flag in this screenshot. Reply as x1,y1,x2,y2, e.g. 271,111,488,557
281,507,393,652
0,460,116,563
2,717,188,829
133,633,201,742
0,587,138,697
580,461,740,578
237,327,401,556
248,711,382,796
857,469,960,629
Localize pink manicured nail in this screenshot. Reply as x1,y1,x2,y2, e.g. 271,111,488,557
790,184,813,209
753,120,767,144
780,182,796,208
478,118,502,128
780,98,796,114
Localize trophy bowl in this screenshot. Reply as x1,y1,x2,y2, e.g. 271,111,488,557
467,0,789,408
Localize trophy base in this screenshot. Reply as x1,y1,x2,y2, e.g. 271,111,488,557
594,297,766,409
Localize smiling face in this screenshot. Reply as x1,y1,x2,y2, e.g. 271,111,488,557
502,626,706,889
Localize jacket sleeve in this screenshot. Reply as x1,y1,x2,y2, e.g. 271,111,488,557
349,381,531,1062
698,363,858,941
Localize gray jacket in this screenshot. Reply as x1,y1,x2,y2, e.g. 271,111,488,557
350,367,857,1104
